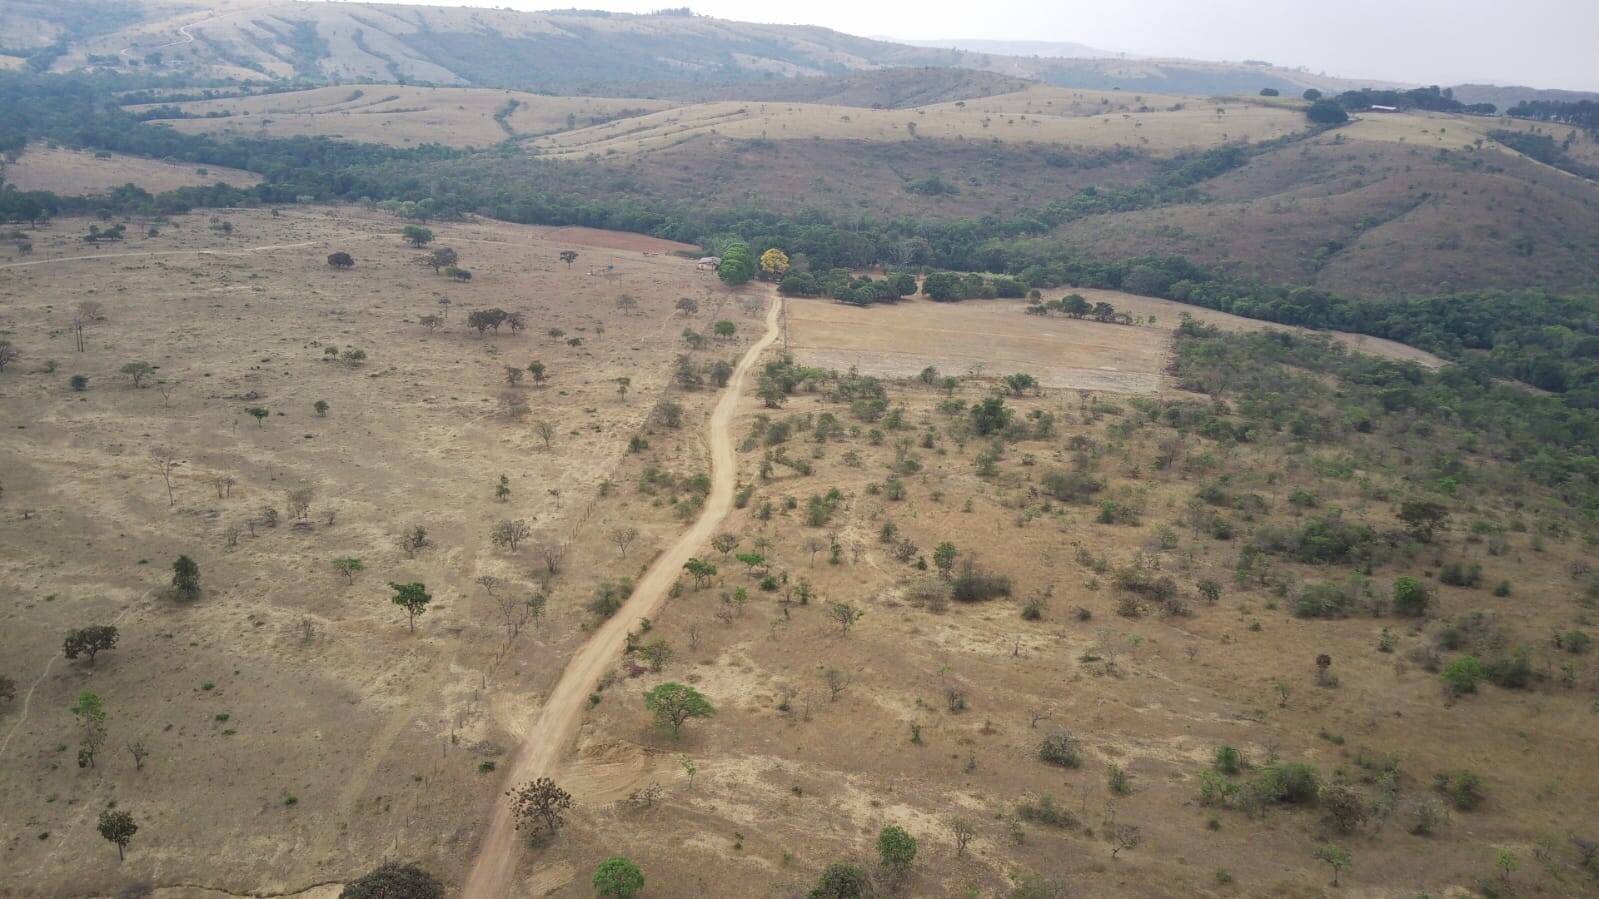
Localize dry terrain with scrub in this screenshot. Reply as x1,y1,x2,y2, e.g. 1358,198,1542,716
1,205,1597,897
0,206,770,896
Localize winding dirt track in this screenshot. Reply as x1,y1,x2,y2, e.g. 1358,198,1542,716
460,294,782,898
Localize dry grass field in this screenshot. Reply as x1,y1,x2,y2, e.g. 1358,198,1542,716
0,205,771,896
1,143,261,195
130,82,1306,158
530,89,1307,160
784,291,1440,396
130,86,674,149
2,205,1596,898
533,298,1599,897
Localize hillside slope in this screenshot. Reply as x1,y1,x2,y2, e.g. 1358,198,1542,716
24,0,1400,97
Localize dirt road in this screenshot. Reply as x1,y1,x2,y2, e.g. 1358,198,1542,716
459,293,782,898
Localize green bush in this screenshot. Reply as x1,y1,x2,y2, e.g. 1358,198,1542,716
951,558,1012,602
876,825,916,879
1037,729,1082,768
1294,582,1357,619
808,862,872,899
1434,769,1485,810
1440,656,1485,695
1392,576,1429,616
1250,762,1320,804
1439,561,1483,588
592,856,644,898
1558,630,1592,654
340,863,443,899
1016,793,1077,827
1213,745,1243,775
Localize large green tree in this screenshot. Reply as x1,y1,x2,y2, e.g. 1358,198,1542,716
717,241,755,286
643,682,715,737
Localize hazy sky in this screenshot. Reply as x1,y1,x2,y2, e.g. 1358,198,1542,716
364,0,1599,90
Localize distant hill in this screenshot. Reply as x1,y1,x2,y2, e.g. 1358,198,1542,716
9,0,1589,112
23,0,1396,98
1449,83,1599,110
614,68,1030,108
893,38,1120,59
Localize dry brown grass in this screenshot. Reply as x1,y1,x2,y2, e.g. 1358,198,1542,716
531,87,1307,160
1,143,261,195
0,205,748,894
131,86,675,149
559,327,1597,896
785,290,1441,396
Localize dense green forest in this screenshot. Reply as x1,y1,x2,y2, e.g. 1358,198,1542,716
1507,99,1599,135
3,71,1598,454
1331,85,1495,115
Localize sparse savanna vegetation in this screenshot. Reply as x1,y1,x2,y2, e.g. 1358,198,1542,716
1,8,1596,899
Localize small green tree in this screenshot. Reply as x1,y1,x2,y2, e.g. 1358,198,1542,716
71,690,107,768
933,542,957,580
427,247,458,273
713,320,737,340
643,682,715,737
528,360,547,385
246,406,269,426
876,824,917,883
332,557,364,584
401,225,434,248
496,474,511,501
1392,576,1428,616
1398,500,1447,541
172,555,201,599
592,856,645,898
1313,842,1351,886
63,625,119,665
389,582,432,631
683,558,717,589
97,809,137,860
827,602,864,636
120,361,154,387
1495,848,1518,882
313,399,329,416
1441,656,1485,695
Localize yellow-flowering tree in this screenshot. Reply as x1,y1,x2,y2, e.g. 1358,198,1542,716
759,247,790,280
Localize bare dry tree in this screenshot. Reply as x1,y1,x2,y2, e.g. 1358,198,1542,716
534,420,556,449
500,390,529,421
610,526,639,559
209,474,236,498
286,487,314,521
475,574,502,596
491,519,530,552
150,446,180,507
824,667,852,701
536,541,566,578
72,300,103,352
